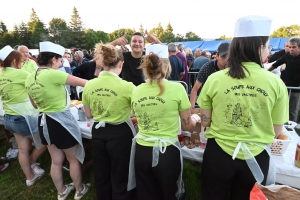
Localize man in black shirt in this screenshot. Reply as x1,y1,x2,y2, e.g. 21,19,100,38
190,43,230,108
168,43,184,81
110,31,161,86
268,37,300,122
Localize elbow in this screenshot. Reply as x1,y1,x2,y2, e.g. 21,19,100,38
201,121,211,128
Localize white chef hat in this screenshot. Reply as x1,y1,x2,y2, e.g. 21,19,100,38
146,44,168,58
234,15,272,37
39,41,65,56
0,45,14,61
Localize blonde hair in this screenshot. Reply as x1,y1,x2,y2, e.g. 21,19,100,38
139,54,166,96
94,43,123,68
194,49,201,58
185,48,193,56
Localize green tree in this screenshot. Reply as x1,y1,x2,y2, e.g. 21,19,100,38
149,22,164,38
27,8,48,48
19,21,31,47
185,31,202,41
108,28,134,42
174,34,184,42
11,25,22,46
84,29,109,50
165,23,173,33
159,32,175,43
270,24,300,38
48,18,68,46
215,35,232,40
139,24,144,35
68,7,86,47
0,21,8,36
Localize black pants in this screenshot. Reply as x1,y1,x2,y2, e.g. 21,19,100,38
201,138,269,200
135,143,181,200
92,122,134,200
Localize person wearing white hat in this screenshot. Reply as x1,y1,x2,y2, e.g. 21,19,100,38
128,45,200,200
0,45,47,186
197,16,289,199
82,43,136,200
25,41,90,200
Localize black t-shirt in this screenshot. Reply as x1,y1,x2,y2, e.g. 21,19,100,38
168,55,184,81
268,50,286,63
121,52,145,86
72,61,97,80
196,60,219,92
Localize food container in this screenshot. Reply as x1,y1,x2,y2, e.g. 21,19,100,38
295,143,300,168
270,127,293,155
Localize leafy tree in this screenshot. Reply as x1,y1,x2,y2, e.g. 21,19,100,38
48,18,68,46
68,7,86,47
84,29,109,50
149,22,164,38
19,21,31,47
215,35,232,40
270,24,300,38
159,32,175,43
174,34,184,42
165,23,173,33
0,32,14,48
139,24,145,35
11,25,22,46
108,28,134,42
27,8,48,48
185,31,201,41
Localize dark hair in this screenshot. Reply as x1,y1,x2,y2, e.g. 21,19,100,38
94,43,124,68
37,52,62,66
139,54,166,96
0,50,23,68
227,36,269,79
131,32,145,42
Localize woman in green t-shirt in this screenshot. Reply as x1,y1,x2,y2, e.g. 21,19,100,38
130,53,200,200
82,44,136,200
0,46,47,187
25,42,90,200
198,16,289,199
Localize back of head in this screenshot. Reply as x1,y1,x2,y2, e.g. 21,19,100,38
177,44,184,51
0,50,23,68
75,51,84,58
185,48,192,56
200,51,206,56
168,43,177,53
140,53,166,95
228,15,272,79
94,43,123,68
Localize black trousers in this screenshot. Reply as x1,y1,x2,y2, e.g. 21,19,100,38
92,122,134,200
201,138,269,200
135,143,181,200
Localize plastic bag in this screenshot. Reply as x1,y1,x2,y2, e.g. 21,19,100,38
250,183,267,200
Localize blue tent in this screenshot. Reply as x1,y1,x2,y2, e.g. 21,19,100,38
198,40,231,52
175,41,204,52
269,38,281,51
278,38,289,50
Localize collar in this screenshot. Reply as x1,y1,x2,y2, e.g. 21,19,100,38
241,62,263,69
99,71,121,79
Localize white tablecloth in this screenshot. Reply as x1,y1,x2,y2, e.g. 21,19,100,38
181,130,300,189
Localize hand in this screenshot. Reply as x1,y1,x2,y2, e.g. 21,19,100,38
145,29,162,44
191,114,201,123
112,32,128,47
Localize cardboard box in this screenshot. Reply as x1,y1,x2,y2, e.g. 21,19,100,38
181,108,202,133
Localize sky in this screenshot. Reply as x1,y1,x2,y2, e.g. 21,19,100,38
1,0,300,39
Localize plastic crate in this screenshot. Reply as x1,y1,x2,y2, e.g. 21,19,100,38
270,127,293,156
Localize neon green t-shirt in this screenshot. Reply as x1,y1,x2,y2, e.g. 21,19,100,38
21,59,38,73
82,72,135,122
0,67,29,115
198,62,289,159
132,79,191,147
25,69,69,113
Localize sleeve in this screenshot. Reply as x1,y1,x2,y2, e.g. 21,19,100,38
272,53,286,68
271,82,289,124
20,70,30,84
82,82,90,106
50,70,69,85
127,82,136,103
197,63,209,83
198,76,213,109
131,89,136,114
268,51,282,63
178,84,191,111
179,59,184,73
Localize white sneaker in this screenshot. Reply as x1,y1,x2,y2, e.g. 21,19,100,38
74,183,91,200
58,183,75,200
26,173,44,186
31,163,45,175
10,149,18,159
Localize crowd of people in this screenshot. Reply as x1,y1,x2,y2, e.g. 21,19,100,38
0,14,297,200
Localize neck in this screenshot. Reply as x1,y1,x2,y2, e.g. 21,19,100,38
217,61,223,70
103,67,119,75
131,51,142,58
169,52,177,56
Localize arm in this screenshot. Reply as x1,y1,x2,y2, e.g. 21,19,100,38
200,108,212,127
84,105,93,119
109,33,128,50
179,108,198,132
273,124,283,138
29,95,37,109
190,80,202,108
268,53,286,71
145,29,162,44
66,75,88,87
179,72,184,80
